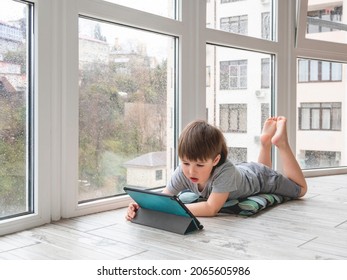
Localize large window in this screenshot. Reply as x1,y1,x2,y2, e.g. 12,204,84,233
1,0,347,235
0,0,180,234
206,44,273,163
0,0,33,219
220,15,248,35
220,104,247,133
207,0,274,41
298,103,341,131
296,0,347,172
297,59,346,170
298,59,342,82
220,60,248,90
78,17,176,202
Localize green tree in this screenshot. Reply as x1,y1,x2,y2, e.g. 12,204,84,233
78,51,167,192
3,45,26,74
0,94,26,217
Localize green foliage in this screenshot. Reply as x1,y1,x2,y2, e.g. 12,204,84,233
79,54,168,191
3,46,27,74
1,42,169,211
0,95,26,217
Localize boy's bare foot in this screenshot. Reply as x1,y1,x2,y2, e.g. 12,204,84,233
260,117,277,148
271,116,289,148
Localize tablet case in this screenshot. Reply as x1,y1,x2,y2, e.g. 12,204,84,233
124,186,203,235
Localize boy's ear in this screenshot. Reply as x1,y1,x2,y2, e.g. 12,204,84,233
213,154,221,166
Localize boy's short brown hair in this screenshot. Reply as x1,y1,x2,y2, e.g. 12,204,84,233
178,120,228,166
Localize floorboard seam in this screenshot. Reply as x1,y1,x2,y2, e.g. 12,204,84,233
298,236,318,248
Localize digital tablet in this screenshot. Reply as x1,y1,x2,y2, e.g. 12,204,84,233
123,186,203,231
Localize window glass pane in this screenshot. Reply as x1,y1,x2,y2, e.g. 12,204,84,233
298,59,309,82
207,44,273,162
261,58,270,88
311,109,320,129
297,59,346,169
309,60,318,81
219,104,229,131
78,17,175,202
306,1,346,44
0,0,32,219
321,61,330,81
321,108,331,129
331,62,342,81
261,103,269,130
300,108,310,130
331,106,341,130
101,0,177,19
229,106,240,131
228,147,247,163
207,0,275,41
298,59,343,83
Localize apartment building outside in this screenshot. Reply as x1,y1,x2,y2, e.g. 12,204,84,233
206,0,347,170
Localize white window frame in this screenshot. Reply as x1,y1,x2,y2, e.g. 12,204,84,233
296,0,347,177
2,0,347,235
60,0,206,218
0,0,51,235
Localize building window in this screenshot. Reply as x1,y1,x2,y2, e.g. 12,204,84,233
298,102,341,131
228,147,247,163
261,103,270,131
304,150,341,169
261,58,270,88
298,59,342,82
261,12,271,40
307,6,342,34
155,170,163,181
220,60,247,90
220,15,248,35
220,104,247,133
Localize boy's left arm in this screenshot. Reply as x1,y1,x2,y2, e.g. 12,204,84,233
186,192,229,217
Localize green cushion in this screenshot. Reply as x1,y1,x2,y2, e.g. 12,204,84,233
219,194,291,216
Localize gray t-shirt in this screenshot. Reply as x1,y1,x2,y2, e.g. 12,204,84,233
166,160,261,200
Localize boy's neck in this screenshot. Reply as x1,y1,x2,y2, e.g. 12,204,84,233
198,182,206,192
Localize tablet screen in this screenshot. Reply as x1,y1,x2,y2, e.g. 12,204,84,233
124,187,191,218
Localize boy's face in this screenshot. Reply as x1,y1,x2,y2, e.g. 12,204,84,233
180,155,221,188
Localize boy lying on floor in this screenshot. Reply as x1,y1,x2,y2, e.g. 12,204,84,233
126,116,307,219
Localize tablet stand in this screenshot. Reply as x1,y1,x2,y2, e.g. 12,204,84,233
132,208,201,235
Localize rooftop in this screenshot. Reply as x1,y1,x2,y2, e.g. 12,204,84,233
124,151,166,168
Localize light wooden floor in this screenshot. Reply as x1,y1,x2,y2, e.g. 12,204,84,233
0,174,347,260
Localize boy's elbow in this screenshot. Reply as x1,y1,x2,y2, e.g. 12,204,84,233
188,201,222,217
205,203,221,217
204,209,218,217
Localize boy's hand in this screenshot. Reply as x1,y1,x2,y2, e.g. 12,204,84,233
125,202,139,221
